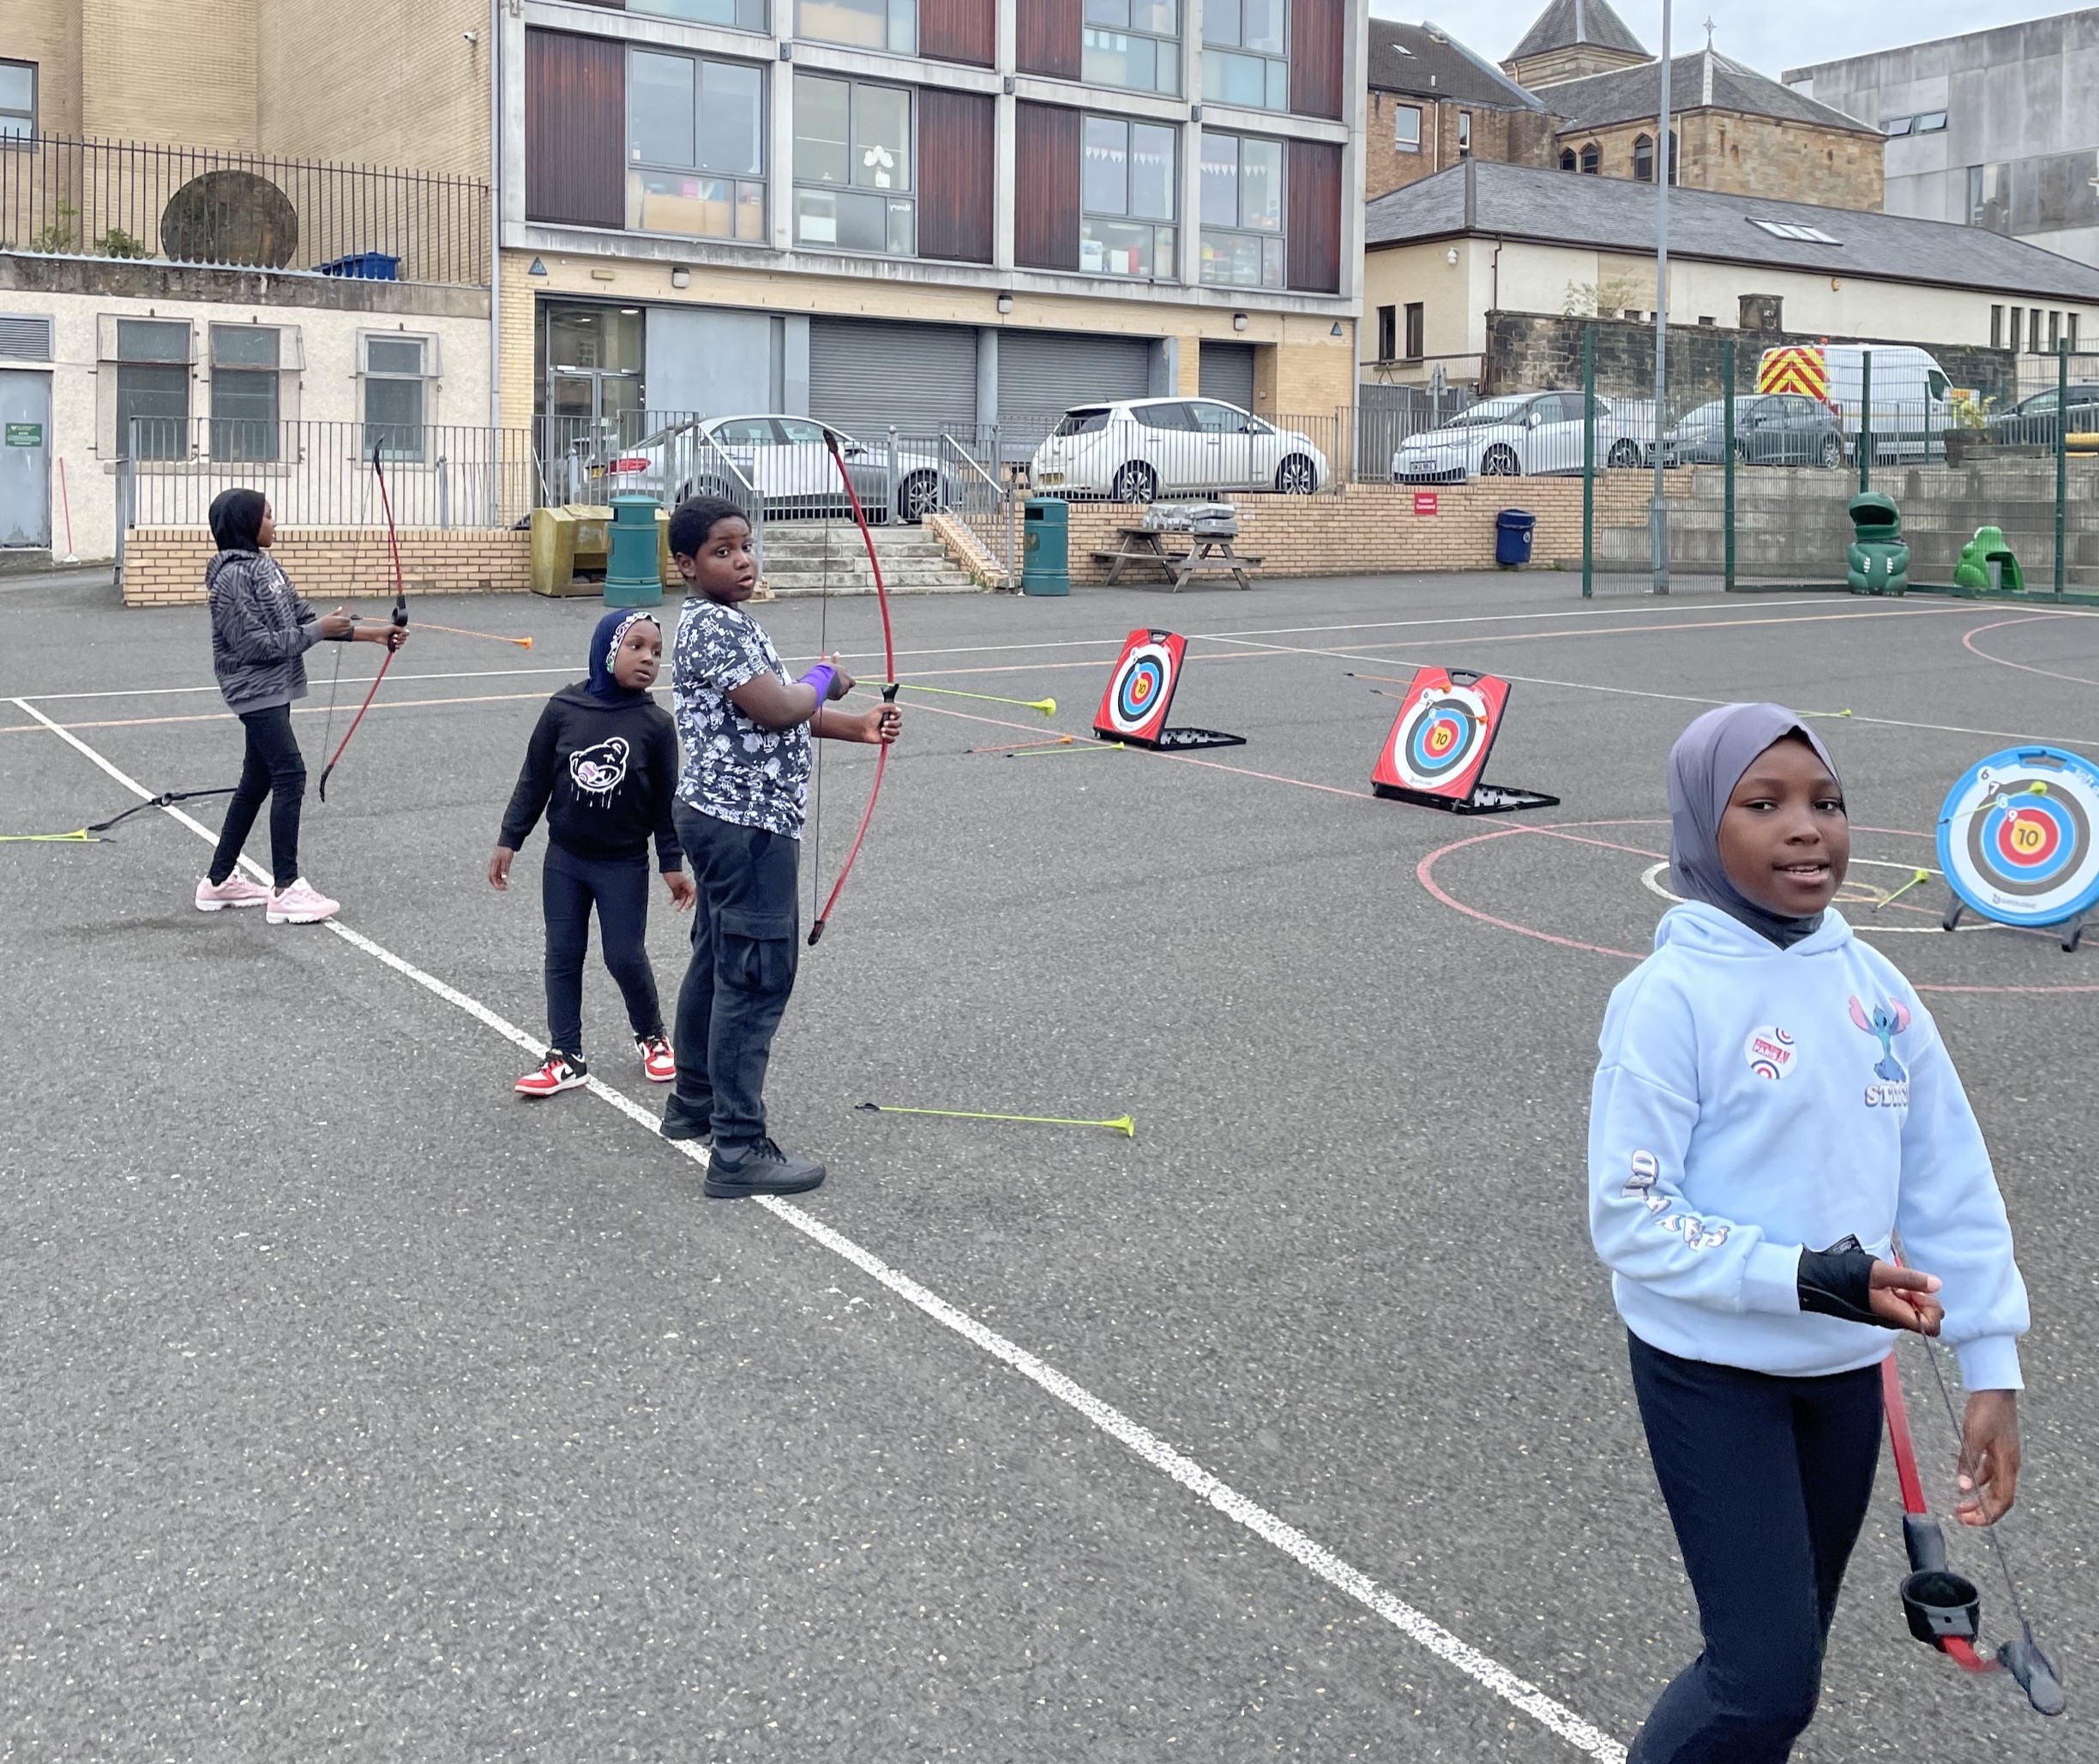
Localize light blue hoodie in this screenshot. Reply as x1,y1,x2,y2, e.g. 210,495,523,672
1590,900,2028,1389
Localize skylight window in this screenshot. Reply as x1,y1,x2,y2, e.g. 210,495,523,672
1751,218,1842,244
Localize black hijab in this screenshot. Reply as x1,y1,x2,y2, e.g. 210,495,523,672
208,489,268,552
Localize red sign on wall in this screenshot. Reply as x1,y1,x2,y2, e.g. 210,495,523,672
1413,491,1439,516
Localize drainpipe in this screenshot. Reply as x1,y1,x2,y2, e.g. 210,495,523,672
489,0,503,431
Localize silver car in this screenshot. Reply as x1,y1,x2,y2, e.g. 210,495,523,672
605,415,947,523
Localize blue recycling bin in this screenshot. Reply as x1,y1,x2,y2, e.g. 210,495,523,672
1495,509,1536,568
318,251,400,280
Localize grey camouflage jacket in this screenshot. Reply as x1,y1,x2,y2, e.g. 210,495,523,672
207,549,327,713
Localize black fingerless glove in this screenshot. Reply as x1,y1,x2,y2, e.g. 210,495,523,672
1797,1235,1891,1328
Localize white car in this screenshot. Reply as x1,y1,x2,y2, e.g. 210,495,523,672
1030,398,1328,500
1392,391,1649,483
605,414,947,523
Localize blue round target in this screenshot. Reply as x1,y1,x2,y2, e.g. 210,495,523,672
1106,642,1176,735
1937,746,2099,928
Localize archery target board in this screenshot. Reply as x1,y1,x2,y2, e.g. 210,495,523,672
1374,667,1511,804
1936,747,2099,929
1095,629,1185,744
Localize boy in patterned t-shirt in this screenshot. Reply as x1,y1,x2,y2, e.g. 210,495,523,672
660,496,902,1199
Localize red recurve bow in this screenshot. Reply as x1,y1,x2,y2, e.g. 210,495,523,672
318,443,410,803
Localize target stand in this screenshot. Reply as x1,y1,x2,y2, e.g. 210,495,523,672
1371,666,1559,816
1092,629,1246,751
1936,747,2099,952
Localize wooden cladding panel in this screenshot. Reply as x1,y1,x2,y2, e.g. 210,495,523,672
1016,0,1083,81
1288,0,1345,120
921,0,997,68
1013,101,1080,271
1284,139,1341,293
918,90,996,263
526,30,624,230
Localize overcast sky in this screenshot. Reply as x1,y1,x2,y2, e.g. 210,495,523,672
1366,0,2085,80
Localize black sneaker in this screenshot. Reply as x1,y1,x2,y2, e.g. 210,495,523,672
661,1097,713,1146
705,1136,826,1200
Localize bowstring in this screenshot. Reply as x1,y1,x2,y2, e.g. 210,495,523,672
1916,1328,2033,1629
809,488,833,927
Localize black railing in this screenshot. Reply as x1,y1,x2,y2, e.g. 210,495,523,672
0,134,488,286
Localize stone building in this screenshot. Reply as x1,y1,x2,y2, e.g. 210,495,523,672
1501,0,1649,91
1363,24,1557,202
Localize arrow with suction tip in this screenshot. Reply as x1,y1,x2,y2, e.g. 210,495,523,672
856,1102,1135,1137
1874,868,1933,912
888,683,1057,715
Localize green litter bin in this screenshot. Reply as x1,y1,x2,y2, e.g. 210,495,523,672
1953,525,2025,593
1845,491,1909,597
1020,497,1069,596
604,493,665,607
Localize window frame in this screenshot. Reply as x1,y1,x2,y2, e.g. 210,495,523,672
1375,304,1395,360
360,330,437,462
1456,111,1471,158
626,45,768,244
1579,141,1599,174
1082,0,1183,99
111,317,193,461
627,0,769,30
1393,103,1422,154
1198,129,1285,291
208,322,286,462
1559,148,1576,171
1201,0,1289,113
1080,113,1177,281
791,73,917,260
1991,304,2004,349
0,57,33,141
1915,111,1946,134
797,0,917,57
1882,115,1915,137
1403,301,1424,362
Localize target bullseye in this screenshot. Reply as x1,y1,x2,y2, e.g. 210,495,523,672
1938,748,2099,930
1102,640,1178,738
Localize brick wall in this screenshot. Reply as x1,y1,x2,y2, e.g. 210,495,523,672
80,0,258,148
122,527,531,607
1364,93,1559,199
257,0,488,175
1062,477,1653,582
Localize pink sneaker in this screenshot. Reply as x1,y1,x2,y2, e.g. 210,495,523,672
195,872,271,912
267,878,339,924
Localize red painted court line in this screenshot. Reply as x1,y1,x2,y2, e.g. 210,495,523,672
1961,614,2099,689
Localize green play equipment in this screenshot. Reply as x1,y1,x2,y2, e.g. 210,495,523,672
1952,525,2025,593
1846,491,1910,596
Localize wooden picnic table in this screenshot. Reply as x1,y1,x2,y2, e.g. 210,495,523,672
1093,524,1262,592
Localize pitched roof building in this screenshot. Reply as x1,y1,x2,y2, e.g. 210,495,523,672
1364,22,1557,199
1501,0,1649,89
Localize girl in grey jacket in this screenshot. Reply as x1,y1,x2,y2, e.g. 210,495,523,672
195,490,403,923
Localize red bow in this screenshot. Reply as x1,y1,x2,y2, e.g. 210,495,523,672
318,443,409,801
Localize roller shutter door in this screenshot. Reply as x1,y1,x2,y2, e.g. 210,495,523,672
996,329,1154,444
1198,341,1257,412
808,317,979,440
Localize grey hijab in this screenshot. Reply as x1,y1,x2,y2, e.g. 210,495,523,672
1667,702,1839,950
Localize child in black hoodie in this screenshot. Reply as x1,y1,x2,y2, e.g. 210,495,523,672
492,608,695,1096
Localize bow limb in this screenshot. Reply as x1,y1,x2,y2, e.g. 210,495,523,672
808,430,898,946
318,443,411,802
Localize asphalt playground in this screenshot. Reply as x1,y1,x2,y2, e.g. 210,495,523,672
3,563,2096,1761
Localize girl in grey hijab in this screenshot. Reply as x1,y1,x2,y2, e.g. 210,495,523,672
1667,701,1840,949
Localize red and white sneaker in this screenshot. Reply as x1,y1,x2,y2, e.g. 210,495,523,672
195,872,271,912
516,1051,588,1098
266,877,339,924
637,1034,677,1084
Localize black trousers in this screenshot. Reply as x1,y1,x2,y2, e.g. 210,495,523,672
542,842,663,1057
671,805,798,1152
1627,1334,1885,1764
209,703,304,888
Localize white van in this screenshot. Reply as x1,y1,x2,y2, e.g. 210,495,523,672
1759,344,1954,463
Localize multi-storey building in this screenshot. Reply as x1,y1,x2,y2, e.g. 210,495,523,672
497,0,1367,455
1362,23,1555,203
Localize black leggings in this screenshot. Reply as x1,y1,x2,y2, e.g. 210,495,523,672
1627,1334,1885,1763
209,704,304,888
543,842,664,1057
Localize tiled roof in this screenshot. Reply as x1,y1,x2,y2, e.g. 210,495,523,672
1507,0,1648,63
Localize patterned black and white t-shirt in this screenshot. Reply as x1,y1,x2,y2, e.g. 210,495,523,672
671,595,810,836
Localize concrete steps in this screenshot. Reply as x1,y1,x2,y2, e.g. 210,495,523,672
759,521,977,596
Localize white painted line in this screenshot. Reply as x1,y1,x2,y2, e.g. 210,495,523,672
12,695,1629,1764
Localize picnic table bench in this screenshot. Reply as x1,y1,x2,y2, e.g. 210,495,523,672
1093,523,1262,591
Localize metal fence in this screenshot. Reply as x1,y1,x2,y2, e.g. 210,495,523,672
0,134,488,285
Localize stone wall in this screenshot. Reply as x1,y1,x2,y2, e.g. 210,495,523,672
1559,113,1883,211
1363,93,1559,200
1485,311,2019,405
122,527,531,607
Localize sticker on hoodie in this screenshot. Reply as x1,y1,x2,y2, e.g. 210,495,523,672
1743,1025,1798,1081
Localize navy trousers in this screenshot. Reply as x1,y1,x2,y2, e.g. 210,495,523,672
670,806,799,1152
542,841,663,1057
1627,1334,1885,1764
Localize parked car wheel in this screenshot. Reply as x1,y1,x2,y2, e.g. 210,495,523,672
1480,444,1522,478
898,469,940,523
1272,453,1320,495
1606,439,1641,468
1110,461,1158,503
1818,434,1844,470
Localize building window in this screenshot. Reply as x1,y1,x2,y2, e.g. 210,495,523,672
1992,304,2004,348
1883,116,1914,137
2071,313,2081,352
1084,0,1182,98
630,0,767,27
364,333,431,461
628,49,766,242
1394,104,1421,153
1404,301,1424,361
1082,116,1176,278
1633,134,1653,180
1750,217,1841,244
2049,310,2061,351
209,325,281,461
798,0,916,55
1376,304,1396,359
1560,148,1577,171
1199,129,1283,288
1202,0,1287,111
1916,111,1947,133
1580,141,1599,174
794,75,914,256
0,59,33,140
2031,307,2043,353
1456,111,1471,158
2010,306,2024,352
115,319,189,459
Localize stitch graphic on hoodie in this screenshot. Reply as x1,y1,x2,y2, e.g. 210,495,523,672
568,737,631,808
1849,994,1913,1106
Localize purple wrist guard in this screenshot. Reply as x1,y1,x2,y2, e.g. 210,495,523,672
799,663,836,703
